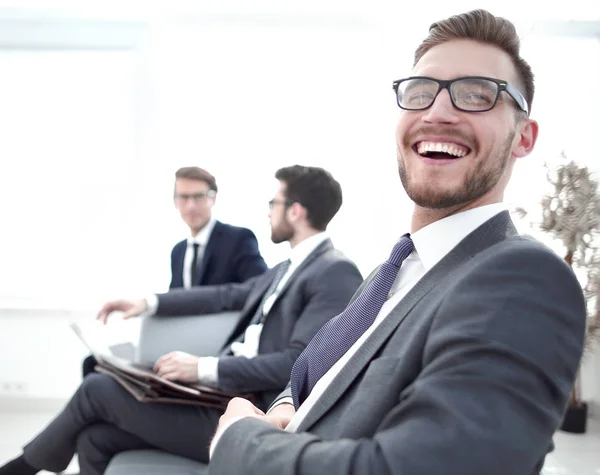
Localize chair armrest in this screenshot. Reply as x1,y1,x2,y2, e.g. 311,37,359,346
135,311,240,364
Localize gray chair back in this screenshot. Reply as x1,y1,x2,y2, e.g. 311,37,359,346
135,311,240,364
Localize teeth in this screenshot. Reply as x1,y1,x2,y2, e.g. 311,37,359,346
417,141,468,158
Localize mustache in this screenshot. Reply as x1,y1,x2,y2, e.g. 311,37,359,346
402,126,475,149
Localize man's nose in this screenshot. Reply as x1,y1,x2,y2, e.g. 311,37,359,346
420,88,460,125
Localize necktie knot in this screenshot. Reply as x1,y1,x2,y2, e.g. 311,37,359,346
387,234,414,267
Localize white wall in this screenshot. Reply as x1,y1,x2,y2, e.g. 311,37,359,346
0,4,598,404
0,308,140,400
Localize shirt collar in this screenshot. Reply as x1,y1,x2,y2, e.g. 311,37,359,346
289,232,329,267
410,203,508,271
187,218,217,247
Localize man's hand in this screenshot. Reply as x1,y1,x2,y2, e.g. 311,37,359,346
265,402,296,430
211,398,287,459
154,351,200,383
217,397,266,430
96,299,148,324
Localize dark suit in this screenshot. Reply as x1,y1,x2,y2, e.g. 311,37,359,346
82,221,268,378
169,221,267,289
210,212,587,475
23,239,363,475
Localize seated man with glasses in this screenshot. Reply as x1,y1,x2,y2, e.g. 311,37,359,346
81,166,268,378
207,10,586,475
0,165,363,475
169,166,267,290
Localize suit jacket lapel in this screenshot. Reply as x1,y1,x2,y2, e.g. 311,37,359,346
224,269,276,345
297,211,517,432
231,239,334,340
174,242,186,287
246,267,280,318
268,239,333,307
197,221,222,285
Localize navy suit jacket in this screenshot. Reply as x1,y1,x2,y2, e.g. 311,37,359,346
169,221,267,289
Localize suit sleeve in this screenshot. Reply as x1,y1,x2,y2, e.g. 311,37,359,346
156,275,262,316
232,228,268,282
217,260,363,394
210,244,587,475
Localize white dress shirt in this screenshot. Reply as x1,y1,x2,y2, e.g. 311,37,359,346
208,203,508,458
183,218,216,289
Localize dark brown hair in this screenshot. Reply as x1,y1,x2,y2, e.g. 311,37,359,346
275,165,342,231
414,9,534,114
175,167,218,192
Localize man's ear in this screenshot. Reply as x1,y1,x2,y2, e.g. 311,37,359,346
287,202,306,223
512,118,538,159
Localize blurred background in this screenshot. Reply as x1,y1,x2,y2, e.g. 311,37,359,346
0,2,598,467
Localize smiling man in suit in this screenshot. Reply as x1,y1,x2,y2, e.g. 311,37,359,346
0,165,363,475
209,10,587,475
81,166,267,378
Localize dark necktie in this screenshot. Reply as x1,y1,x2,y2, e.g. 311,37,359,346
250,259,291,325
290,235,414,408
190,243,201,285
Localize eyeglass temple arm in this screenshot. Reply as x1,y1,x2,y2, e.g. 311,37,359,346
505,83,529,115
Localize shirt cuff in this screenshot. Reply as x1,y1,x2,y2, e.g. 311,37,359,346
209,416,250,460
266,397,294,414
197,357,219,386
145,294,158,316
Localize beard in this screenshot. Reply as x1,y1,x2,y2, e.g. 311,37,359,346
270,217,294,244
397,130,515,209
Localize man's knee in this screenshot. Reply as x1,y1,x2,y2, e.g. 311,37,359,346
76,425,106,453
78,372,122,406
76,425,114,475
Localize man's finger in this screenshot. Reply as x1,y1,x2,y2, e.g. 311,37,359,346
153,354,173,372
228,397,265,415
96,304,113,323
263,415,289,429
160,371,179,381
158,352,175,363
155,363,170,377
122,310,136,320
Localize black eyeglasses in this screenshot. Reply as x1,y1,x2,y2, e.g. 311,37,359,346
174,191,216,203
268,199,293,210
392,76,529,115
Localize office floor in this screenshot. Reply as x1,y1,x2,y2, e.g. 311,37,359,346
0,403,598,474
